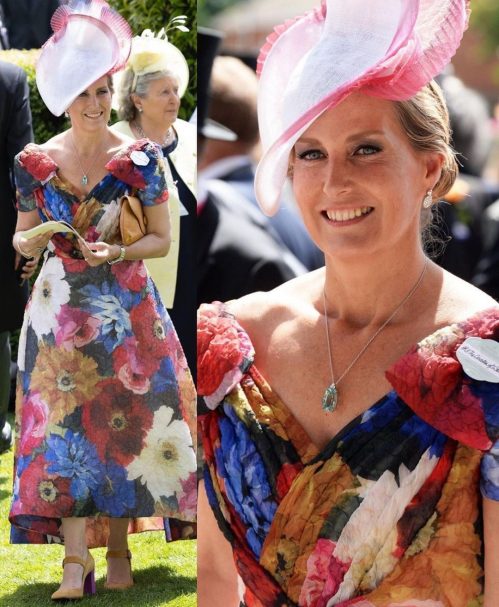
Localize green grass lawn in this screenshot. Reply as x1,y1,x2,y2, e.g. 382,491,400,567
0,421,197,607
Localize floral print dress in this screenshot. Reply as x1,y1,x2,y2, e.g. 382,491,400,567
198,302,499,607
9,140,196,547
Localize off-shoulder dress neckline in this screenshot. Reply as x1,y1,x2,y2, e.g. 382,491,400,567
22,140,142,202
205,302,499,462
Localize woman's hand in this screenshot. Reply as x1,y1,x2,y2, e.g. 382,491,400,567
13,230,54,259
14,252,40,281
80,241,122,267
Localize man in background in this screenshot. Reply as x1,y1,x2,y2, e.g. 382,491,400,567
0,0,60,49
0,60,33,452
200,55,323,271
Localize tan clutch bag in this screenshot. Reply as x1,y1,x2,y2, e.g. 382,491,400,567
120,195,147,245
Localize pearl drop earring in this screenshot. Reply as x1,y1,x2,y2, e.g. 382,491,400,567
422,189,433,209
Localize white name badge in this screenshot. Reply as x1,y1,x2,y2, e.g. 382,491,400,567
456,337,499,383
130,150,150,166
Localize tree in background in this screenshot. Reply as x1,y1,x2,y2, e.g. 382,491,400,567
470,0,499,59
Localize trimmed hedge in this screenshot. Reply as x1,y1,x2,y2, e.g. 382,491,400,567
0,0,196,142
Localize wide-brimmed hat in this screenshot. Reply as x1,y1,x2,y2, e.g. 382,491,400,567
255,0,470,216
113,28,190,105
36,0,131,116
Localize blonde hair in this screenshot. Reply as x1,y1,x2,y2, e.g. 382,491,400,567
394,80,458,201
393,81,457,249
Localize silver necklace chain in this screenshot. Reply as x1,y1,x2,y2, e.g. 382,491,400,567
321,257,428,413
133,121,175,148
70,133,106,187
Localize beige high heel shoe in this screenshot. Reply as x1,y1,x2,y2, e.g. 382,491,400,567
51,552,96,601
104,549,134,590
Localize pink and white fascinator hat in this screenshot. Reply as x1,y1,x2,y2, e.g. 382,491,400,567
36,0,132,116
255,0,470,216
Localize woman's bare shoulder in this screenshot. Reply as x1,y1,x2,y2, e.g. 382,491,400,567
110,130,134,150
228,269,323,344
38,131,66,156
438,269,499,322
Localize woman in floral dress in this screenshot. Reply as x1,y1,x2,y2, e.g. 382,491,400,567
198,1,499,606
9,0,196,601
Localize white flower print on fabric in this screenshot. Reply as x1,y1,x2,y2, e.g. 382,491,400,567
126,406,196,502
95,199,121,242
29,256,70,339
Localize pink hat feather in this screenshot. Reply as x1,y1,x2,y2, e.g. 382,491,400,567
255,0,470,216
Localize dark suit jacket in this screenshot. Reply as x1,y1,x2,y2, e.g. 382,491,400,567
222,159,324,271
0,0,60,49
0,60,33,332
198,180,303,306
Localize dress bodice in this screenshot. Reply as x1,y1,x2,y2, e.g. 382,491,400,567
198,302,499,607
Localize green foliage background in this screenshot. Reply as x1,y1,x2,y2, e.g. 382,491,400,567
0,0,196,143
470,0,499,57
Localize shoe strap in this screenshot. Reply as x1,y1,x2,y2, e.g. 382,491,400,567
62,556,86,567
106,549,132,561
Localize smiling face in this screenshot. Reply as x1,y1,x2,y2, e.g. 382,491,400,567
291,92,443,262
134,75,180,129
66,76,112,131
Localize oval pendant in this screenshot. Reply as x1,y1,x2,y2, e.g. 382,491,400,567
81,175,88,186
322,383,338,412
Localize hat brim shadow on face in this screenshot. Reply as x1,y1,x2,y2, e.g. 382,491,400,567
255,0,470,217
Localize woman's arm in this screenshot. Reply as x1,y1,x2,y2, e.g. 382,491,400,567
198,481,240,607
84,201,171,266
483,496,499,606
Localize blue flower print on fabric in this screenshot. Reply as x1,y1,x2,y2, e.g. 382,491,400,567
468,379,499,440
46,431,103,500
481,440,499,501
42,183,74,224
137,146,167,206
216,403,277,558
92,461,136,516
151,357,178,394
337,392,446,478
80,282,134,352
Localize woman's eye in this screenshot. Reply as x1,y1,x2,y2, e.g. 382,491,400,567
296,149,324,161
355,145,381,156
